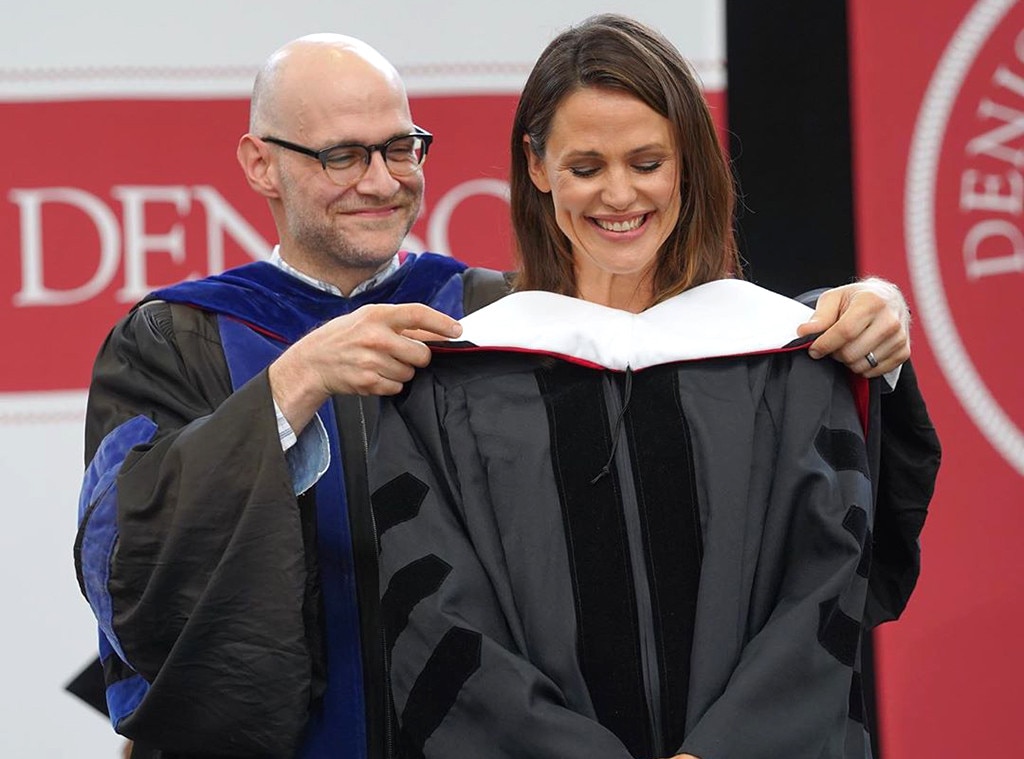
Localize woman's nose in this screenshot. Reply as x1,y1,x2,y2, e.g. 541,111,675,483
599,167,639,209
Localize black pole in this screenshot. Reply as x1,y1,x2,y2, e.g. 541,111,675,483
725,0,857,296
725,1,881,756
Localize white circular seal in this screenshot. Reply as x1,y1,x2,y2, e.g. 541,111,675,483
905,0,1024,475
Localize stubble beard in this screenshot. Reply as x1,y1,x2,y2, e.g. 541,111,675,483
282,172,422,274
295,209,414,271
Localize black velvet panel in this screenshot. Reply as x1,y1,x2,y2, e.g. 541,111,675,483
381,554,453,658
371,472,429,540
536,364,652,759
842,504,873,578
625,367,702,752
814,426,870,479
818,597,860,667
399,626,482,759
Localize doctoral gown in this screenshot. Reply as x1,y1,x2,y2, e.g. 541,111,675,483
370,282,928,759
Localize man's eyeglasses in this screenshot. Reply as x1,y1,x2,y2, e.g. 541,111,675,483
261,126,433,187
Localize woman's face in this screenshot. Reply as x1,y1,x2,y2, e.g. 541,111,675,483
526,87,681,307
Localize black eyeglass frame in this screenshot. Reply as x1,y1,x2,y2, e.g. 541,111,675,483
260,126,433,182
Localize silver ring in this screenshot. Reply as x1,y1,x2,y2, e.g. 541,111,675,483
865,351,879,369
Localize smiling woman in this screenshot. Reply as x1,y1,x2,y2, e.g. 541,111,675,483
524,88,682,312
510,14,739,311
370,12,926,759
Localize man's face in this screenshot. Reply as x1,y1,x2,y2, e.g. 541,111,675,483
269,62,424,279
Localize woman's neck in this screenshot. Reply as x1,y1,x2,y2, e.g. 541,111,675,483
576,273,655,313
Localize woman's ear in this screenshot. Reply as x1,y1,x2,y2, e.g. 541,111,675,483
524,136,551,193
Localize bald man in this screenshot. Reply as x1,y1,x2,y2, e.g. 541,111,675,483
73,34,928,759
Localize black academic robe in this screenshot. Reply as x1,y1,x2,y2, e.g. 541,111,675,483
371,282,932,759
73,254,497,759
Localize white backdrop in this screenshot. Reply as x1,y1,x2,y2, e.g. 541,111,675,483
0,1,722,755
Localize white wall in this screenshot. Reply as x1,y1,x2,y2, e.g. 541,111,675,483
0,1,723,98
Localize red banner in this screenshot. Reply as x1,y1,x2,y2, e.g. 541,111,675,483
0,96,514,391
1,91,724,393
849,0,1024,755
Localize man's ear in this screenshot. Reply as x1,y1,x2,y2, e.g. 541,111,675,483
524,136,551,193
237,134,280,199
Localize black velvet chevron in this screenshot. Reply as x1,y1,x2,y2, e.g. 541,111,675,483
814,426,870,479
818,596,860,667
381,554,452,658
849,671,865,725
400,626,482,759
842,504,873,578
371,472,429,540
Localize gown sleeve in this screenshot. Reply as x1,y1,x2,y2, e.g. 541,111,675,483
792,286,940,627
74,301,321,757
371,373,636,759
865,359,940,626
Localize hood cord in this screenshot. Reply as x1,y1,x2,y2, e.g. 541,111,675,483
591,366,634,485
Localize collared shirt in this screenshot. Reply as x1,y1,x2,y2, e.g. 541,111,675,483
268,246,401,297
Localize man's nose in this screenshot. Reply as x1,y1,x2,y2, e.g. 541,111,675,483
355,149,400,193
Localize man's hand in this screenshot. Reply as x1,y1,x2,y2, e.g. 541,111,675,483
269,302,462,434
797,277,910,378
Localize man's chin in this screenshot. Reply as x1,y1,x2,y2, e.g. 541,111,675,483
332,238,408,269
343,226,414,255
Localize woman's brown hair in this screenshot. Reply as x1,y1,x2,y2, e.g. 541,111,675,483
510,13,740,302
